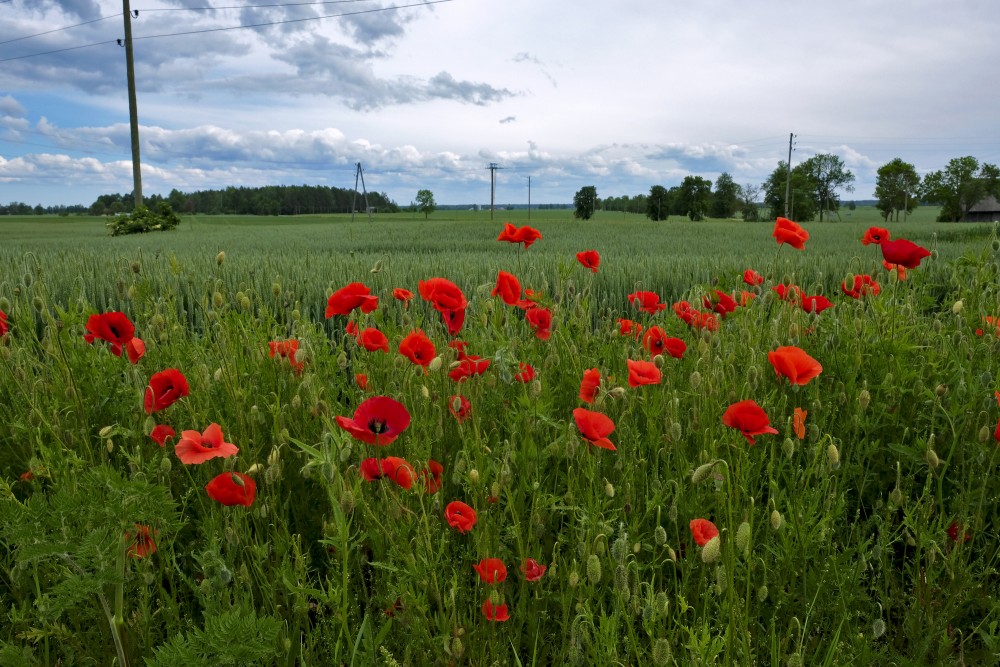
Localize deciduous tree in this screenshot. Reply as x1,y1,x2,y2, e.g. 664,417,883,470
922,156,1000,222
677,176,712,221
763,161,818,221
711,172,739,219
416,189,436,219
874,158,921,222
646,185,670,221
738,183,761,222
799,154,854,221
573,186,598,220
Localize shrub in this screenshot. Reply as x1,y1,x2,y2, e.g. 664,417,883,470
106,202,181,236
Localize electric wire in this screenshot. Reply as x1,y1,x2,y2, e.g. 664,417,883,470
0,14,121,46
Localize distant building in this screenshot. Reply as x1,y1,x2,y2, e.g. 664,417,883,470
965,194,1000,222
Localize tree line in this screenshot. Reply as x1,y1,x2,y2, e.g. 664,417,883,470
87,185,400,216
575,154,1000,223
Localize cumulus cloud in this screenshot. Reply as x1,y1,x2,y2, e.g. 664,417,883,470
499,116,516,124
0,95,27,117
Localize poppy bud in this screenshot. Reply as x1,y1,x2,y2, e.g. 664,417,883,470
827,443,840,469
736,521,751,554
239,295,251,311
213,367,223,382
979,425,991,442
758,585,768,602
667,502,678,523
530,379,542,396
654,525,667,546
926,448,940,469
789,322,800,338
690,370,702,388
653,354,665,368
291,309,301,322
770,510,783,530
272,282,281,297
568,570,580,588
872,618,887,639
370,259,383,274
450,637,464,659
889,486,904,506
159,456,172,475
212,291,225,309
952,300,964,314
99,425,115,438
216,251,226,266
428,356,443,372
246,462,263,475
614,564,628,595
32,296,44,312
468,469,480,484
701,535,721,563
782,437,795,459
609,387,626,399
807,424,819,440
0,297,9,311
653,638,672,667
669,422,682,441
715,564,727,594
586,554,602,584
604,481,615,498
691,461,716,484
858,389,871,410
337,350,348,370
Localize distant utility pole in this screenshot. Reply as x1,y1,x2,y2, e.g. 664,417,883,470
526,175,531,220
784,132,795,219
122,0,142,208
487,162,503,220
351,162,371,223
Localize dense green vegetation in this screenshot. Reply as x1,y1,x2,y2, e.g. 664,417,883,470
1,208,998,665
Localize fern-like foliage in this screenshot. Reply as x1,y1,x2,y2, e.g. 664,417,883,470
145,607,283,666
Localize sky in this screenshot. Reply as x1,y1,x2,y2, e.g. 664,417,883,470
2,0,1000,208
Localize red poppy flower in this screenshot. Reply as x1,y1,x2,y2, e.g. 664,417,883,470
617,318,643,339
325,282,378,318
125,337,145,364
628,291,666,314
474,558,508,584
627,358,661,387
800,293,834,314
573,407,616,450
768,346,823,386
880,238,931,269
205,472,256,507
445,500,477,533
0,309,8,337
521,558,547,582
335,395,411,446
672,300,695,324
947,521,971,543
882,260,907,281
358,327,389,353
515,288,544,310
579,368,601,404
380,456,416,490
772,217,809,250
19,469,34,482
418,277,468,312
576,250,600,273
793,407,807,440
861,226,890,246
269,339,303,372
144,368,190,414
174,423,239,465
399,329,436,368
392,287,414,304
525,307,552,340
841,274,881,299
642,327,686,359
448,339,470,359
743,268,764,286
125,524,157,559
422,459,444,494
703,290,737,317
739,291,757,307
514,362,535,383
355,373,369,390
149,424,176,447
441,307,466,336
772,284,802,302
449,356,490,382
449,394,471,422
492,271,522,306
689,518,719,547
359,457,383,482
497,222,542,249
84,311,136,357
722,399,779,445
481,599,510,622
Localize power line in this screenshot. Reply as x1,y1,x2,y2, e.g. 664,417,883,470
0,0,452,62
140,0,373,12
0,14,121,46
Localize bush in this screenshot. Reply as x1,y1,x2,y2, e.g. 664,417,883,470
106,202,181,236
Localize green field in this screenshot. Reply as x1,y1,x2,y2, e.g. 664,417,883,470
1,207,999,665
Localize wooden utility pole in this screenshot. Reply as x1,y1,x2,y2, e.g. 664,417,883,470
527,175,531,220
783,132,794,219
122,0,142,208
487,163,503,220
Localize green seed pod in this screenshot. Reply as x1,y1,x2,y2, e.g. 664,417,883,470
653,638,671,666
450,637,464,660
656,591,669,615
889,486,903,506
782,437,795,459
654,525,667,546
428,356,443,372
272,282,282,297
614,564,628,592
859,389,871,411
568,570,580,588
979,425,991,442
337,350,348,370
827,443,840,469
757,584,768,602
468,469,479,484
770,510,783,530
926,448,940,469
604,481,615,498
212,291,224,309
692,461,716,484
872,618,886,639
159,456,172,475
586,554,602,584
689,370,702,389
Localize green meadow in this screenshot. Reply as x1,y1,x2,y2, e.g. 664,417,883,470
1,207,999,665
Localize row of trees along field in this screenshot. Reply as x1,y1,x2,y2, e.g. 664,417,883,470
586,155,1000,223
87,184,401,217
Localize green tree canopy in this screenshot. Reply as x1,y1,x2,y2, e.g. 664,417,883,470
415,189,436,219
922,156,1000,222
874,158,921,222
646,185,670,221
763,161,818,222
677,176,713,221
710,172,739,219
738,183,762,222
799,154,855,221
573,186,598,220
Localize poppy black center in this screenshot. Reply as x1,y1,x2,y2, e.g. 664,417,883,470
109,325,120,337
368,418,388,434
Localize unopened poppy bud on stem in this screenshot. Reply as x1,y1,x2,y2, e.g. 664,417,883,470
468,469,480,484
827,443,840,469
691,460,716,484
701,535,721,563
770,510,783,530
428,356,443,372
586,554,602,584
215,251,225,266
99,425,114,438
735,521,751,554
